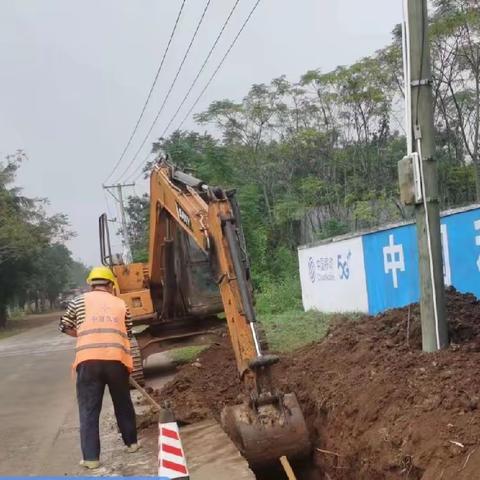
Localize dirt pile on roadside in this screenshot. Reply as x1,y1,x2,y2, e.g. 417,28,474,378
157,338,241,424
280,288,480,479
159,289,480,479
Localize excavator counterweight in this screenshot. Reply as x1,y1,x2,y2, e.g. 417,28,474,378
99,157,311,467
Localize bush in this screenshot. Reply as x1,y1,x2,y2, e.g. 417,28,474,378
255,273,302,314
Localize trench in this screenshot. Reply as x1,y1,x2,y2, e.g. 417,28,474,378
255,459,323,480
143,354,324,479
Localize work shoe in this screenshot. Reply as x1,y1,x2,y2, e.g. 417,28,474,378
127,443,141,453
79,459,100,469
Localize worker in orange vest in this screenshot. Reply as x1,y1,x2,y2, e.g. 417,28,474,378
59,266,139,469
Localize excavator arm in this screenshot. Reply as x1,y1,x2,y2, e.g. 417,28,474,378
148,159,311,468
148,162,260,378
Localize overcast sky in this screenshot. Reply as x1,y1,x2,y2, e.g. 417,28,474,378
0,0,402,266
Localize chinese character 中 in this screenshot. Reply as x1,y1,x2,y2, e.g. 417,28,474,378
383,234,405,289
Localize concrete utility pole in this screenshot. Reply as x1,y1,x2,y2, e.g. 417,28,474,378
405,0,448,351
103,182,135,264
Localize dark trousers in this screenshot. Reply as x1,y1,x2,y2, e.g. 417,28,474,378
76,360,137,461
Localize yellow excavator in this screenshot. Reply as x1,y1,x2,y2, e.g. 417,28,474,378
99,157,310,468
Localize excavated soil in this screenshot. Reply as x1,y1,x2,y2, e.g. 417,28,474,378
156,289,480,479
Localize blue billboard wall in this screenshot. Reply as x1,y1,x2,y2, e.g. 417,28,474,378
363,206,480,314
298,205,480,315
363,223,420,314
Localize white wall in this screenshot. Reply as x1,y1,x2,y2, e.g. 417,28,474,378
298,237,368,313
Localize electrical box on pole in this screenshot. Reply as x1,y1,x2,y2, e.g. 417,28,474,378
400,0,448,352
398,153,423,205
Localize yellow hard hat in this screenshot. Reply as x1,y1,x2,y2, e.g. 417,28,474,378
86,266,117,285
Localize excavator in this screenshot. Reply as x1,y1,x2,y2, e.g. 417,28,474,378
98,157,311,468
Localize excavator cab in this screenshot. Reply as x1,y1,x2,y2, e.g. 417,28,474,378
99,212,222,319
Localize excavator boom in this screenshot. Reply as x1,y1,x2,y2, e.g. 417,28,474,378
148,159,311,467
100,158,311,468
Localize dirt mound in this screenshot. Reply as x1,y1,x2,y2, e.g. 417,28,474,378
374,287,480,351
159,289,480,479
157,338,241,424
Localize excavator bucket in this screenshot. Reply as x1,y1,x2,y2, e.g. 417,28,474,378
221,392,311,469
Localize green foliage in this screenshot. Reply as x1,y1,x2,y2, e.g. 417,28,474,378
125,193,150,262
123,2,480,331
29,243,73,305
259,310,333,352
151,131,233,186
170,346,206,365
67,260,90,289
438,162,476,207
256,271,302,315
0,155,76,326
316,220,350,240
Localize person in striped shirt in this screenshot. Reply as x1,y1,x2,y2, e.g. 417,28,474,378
59,266,139,469
59,294,134,337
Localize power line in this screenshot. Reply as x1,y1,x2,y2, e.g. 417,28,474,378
131,0,262,183
103,188,117,222
160,0,242,139
127,151,153,183
126,0,243,184
176,0,262,131
103,0,187,184
114,0,213,183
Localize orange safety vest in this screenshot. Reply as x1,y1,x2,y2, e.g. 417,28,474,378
72,291,133,372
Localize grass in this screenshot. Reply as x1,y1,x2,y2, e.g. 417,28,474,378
0,325,25,340
0,311,60,341
254,272,363,353
166,311,334,364
170,345,207,364
8,308,27,321
167,309,362,364
0,310,27,339
165,271,362,363
259,309,336,352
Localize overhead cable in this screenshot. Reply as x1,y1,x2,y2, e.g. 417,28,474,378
132,0,262,183
114,0,213,183
175,0,262,131
104,0,187,183
160,0,242,139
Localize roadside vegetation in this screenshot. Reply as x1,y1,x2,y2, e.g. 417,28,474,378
0,311,64,340
0,151,89,329
171,277,361,364
170,346,206,365
124,1,479,357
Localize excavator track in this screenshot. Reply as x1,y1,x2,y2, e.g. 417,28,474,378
130,336,145,386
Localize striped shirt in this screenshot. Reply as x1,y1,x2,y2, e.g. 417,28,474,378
59,293,133,338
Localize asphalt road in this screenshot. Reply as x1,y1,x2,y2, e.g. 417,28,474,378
0,315,158,476
0,315,79,475
0,315,256,478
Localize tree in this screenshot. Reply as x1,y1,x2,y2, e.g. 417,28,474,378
67,260,91,290
28,243,73,310
0,154,75,325
431,0,480,198
124,5,479,293
125,194,150,263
